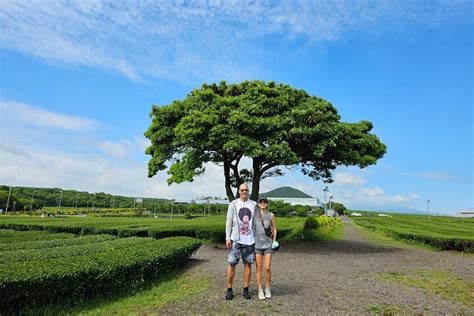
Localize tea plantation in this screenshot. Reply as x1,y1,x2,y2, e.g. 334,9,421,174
352,214,474,252
0,229,201,314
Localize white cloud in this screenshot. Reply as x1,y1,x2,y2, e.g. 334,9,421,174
98,140,132,158
0,99,225,199
0,0,469,82
334,172,366,185
0,101,97,131
360,187,385,197
392,193,420,203
0,101,225,198
358,187,419,204
0,135,227,199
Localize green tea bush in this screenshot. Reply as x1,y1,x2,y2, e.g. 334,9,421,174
353,216,473,252
0,237,156,264
304,216,319,229
0,234,116,252
0,229,75,244
0,215,303,243
0,236,201,313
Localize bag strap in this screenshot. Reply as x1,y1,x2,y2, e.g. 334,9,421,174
259,210,270,229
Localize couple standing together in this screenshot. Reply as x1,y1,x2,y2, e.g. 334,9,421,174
225,183,278,300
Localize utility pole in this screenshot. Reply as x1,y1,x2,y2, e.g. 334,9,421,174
74,192,79,210
5,186,12,213
323,186,329,216
427,200,431,222
92,193,96,210
329,195,333,216
171,201,174,220
57,190,63,214
30,190,36,212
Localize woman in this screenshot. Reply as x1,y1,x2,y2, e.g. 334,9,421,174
254,196,277,300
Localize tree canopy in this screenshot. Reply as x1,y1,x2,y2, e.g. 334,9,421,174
145,80,386,201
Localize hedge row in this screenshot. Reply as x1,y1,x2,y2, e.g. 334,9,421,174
0,229,75,244
304,216,341,229
0,221,293,243
0,236,201,313
390,230,473,252
354,221,473,253
0,237,156,264
0,234,117,252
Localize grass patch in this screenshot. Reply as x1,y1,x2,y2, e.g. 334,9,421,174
260,302,280,313
22,268,211,315
367,304,405,315
376,269,474,307
288,221,344,242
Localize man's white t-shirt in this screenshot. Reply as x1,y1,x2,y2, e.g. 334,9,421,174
235,198,256,245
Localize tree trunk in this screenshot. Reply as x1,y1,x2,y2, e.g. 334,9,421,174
251,158,262,201
251,174,261,201
223,160,235,202
230,163,243,200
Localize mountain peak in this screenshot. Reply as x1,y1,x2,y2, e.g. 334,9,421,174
260,186,313,198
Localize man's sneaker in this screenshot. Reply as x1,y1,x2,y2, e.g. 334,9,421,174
258,288,265,300
242,287,251,299
264,287,272,298
225,289,234,300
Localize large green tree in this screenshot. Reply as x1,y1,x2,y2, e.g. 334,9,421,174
145,81,386,201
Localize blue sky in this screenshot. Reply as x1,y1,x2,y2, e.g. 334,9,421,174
0,0,472,214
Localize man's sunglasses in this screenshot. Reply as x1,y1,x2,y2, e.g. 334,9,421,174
239,189,249,192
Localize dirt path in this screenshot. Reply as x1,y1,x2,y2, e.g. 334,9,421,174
159,222,473,315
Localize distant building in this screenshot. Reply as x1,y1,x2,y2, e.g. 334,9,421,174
259,186,319,207
378,213,392,217
350,212,363,217
456,208,474,218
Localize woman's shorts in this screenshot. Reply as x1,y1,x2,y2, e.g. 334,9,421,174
254,247,273,255
228,242,255,265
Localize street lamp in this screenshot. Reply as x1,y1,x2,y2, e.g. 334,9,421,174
323,186,329,216
329,195,333,216
427,200,431,222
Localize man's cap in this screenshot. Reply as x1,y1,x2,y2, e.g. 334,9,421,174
258,196,268,203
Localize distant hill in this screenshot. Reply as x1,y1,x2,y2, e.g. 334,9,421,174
377,206,426,215
260,186,313,198
363,206,448,216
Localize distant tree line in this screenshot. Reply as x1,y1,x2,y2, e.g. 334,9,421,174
0,185,347,216
0,185,170,212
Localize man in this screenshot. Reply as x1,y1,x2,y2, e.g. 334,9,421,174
225,183,257,300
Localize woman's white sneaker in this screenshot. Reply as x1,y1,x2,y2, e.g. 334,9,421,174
264,287,272,298
258,288,266,300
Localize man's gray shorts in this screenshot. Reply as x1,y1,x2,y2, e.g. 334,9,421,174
228,242,255,265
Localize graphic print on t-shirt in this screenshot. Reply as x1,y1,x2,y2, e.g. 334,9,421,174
238,207,252,236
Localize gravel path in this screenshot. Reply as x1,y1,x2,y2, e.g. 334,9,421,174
159,222,473,315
